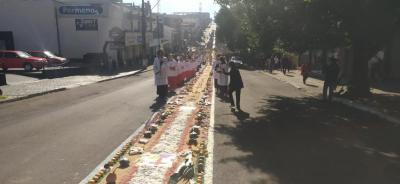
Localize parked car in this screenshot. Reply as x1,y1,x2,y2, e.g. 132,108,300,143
230,56,243,65
28,50,68,67
0,50,47,71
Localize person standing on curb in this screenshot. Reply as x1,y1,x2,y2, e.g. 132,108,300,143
323,57,340,101
226,61,244,111
153,50,169,101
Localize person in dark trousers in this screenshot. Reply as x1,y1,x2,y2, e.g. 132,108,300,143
281,56,289,75
301,62,311,84
153,50,169,101
323,57,340,101
226,61,244,111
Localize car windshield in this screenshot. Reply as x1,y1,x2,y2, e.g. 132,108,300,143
29,52,46,58
16,51,31,58
44,51,56,57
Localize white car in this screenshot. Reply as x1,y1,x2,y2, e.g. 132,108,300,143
230,56,243,65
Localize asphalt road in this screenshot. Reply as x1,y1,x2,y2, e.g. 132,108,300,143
0,70,158,184
213,70,400,184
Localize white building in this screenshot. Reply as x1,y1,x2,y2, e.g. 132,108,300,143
0,0,152,69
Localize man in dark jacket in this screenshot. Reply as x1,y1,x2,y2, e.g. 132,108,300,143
227,61,244,111
323,57,340,101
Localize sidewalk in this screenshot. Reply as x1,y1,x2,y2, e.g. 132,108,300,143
0,68,148,103
263,69,400,124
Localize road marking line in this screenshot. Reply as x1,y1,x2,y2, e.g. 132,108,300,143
204,79,216,184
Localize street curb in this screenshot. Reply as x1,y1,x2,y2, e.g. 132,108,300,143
0,88,67,105
333,97,400,125
97,67,149,83
0,68,149,105
262,70,400,125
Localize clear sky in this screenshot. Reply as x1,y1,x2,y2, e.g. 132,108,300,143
122,0,220,18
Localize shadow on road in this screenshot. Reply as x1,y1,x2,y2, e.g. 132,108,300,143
149,98,166,112
215,96,400,184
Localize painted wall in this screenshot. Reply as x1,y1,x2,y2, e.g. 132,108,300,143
57,1,130,59
0,0,59,53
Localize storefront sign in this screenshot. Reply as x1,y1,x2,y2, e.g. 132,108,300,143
59,6,103,16
109,27,124,40
125,32,137,46
75,19,98,31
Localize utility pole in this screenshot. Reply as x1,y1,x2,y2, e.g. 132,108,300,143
141,0,147,66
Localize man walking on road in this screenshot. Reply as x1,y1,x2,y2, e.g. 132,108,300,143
226,61,244,111
154,50,169,101
323,57,340,101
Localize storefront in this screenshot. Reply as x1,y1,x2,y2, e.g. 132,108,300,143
0,0,151,70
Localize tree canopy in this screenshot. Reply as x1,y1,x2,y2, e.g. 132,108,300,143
215,0,400,96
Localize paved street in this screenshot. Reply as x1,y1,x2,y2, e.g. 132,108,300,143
0,70,158,184
213,70,400,184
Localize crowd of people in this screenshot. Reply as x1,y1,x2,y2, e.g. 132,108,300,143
266,55,292,74
153,50,204,101
213,55,244,112
267,54,340,102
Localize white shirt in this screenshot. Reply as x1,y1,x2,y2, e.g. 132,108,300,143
167,59,178,77
153,57,168,86
212,60,221,79
217,62,229,86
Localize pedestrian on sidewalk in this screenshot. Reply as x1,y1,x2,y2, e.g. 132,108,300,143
268,56,274,73
265,58,270,72
217,56,229,99
281,55,289,75
226,61,244,111
323,57,340,101
273,55,280,70
153,50,169,101
301,62,311,84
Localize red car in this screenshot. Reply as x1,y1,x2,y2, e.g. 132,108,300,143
28,50,68,67
0,50,47,71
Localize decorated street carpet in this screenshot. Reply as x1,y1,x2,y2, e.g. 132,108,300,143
84,53,214,184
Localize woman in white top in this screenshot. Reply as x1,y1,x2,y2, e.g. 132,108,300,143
217,56,229,98
212,56,221,93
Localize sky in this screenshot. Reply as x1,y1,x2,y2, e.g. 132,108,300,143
123,0,220,18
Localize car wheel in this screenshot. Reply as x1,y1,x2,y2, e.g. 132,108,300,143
2,67,7,72
24,63,33,72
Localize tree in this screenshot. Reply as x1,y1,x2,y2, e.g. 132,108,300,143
215,0,400,96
